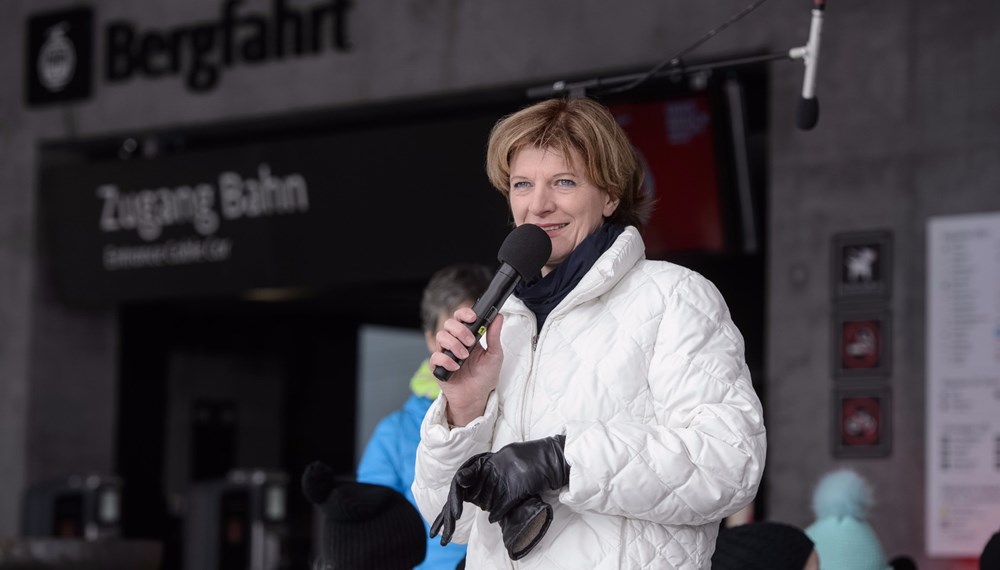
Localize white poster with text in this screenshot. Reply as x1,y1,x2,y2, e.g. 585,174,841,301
927,211,1000,556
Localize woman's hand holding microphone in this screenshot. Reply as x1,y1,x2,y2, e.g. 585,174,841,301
430,306,504,427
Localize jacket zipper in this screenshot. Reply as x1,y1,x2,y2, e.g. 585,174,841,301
618,517,627,567
519,333,538,441
511,316,536,569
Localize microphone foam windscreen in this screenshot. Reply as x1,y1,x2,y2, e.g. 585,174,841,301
498,224,552,281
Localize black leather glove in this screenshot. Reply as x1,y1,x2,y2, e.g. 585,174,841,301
430,435,569,552
460,434,569,523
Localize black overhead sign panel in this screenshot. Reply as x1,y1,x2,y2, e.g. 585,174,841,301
25,0,353,105
40,112,512,305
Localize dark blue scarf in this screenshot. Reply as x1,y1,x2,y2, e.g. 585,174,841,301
515,223,625,332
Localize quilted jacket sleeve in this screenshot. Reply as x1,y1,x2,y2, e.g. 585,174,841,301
559,271,766,526
411,391,498,542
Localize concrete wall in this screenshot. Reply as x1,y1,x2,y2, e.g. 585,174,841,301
3,0,999,566
766,3,1000,568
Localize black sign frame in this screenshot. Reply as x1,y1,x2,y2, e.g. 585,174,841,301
831,230,893,301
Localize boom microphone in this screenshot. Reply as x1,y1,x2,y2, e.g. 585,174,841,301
433,224,551,381
796,0,825,130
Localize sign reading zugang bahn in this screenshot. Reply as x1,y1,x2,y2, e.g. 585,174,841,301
39,111,512,304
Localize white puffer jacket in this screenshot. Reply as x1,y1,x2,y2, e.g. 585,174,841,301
413,227,766,569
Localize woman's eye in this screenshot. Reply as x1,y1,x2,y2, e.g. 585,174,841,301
511,181,530,190
555,178,576,187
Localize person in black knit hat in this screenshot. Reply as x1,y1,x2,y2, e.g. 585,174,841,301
712,521,819,570
303,461,427,570
982,531,1000,570
888,554,918,570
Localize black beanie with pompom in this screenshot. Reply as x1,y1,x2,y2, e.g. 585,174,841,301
712,521,815,570
302,461,426,570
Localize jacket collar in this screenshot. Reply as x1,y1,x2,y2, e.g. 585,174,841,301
506,226,644,321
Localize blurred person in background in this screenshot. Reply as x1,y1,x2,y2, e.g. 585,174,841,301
805,468,890,570
981,530,1000,570
304,461,426,569
711,520,819,570
357,264,491,569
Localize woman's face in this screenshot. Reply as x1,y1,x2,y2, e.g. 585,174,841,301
508,146,619,276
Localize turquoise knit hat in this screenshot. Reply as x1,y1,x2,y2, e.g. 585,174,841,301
804,469,889,570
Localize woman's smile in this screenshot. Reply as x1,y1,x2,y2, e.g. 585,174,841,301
537,222,569,235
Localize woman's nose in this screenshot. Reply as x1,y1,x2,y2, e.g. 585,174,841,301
528,185,554,215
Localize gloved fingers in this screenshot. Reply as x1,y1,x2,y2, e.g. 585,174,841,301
455,453,491,487
429,452,497,544
429,507,453,545
458,451,493,470
455,462,481,489
482,462,519,524
430,470,469,545
455,454,495,509
430,492,462,545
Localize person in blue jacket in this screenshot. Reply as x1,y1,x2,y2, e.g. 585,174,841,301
358,263,492,570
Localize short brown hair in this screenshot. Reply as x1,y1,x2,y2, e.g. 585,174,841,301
485,97,652,229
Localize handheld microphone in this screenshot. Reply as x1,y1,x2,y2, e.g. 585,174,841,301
795,0,825,130
433,224,551,381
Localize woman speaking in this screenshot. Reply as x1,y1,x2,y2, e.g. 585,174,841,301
413,97,766,569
